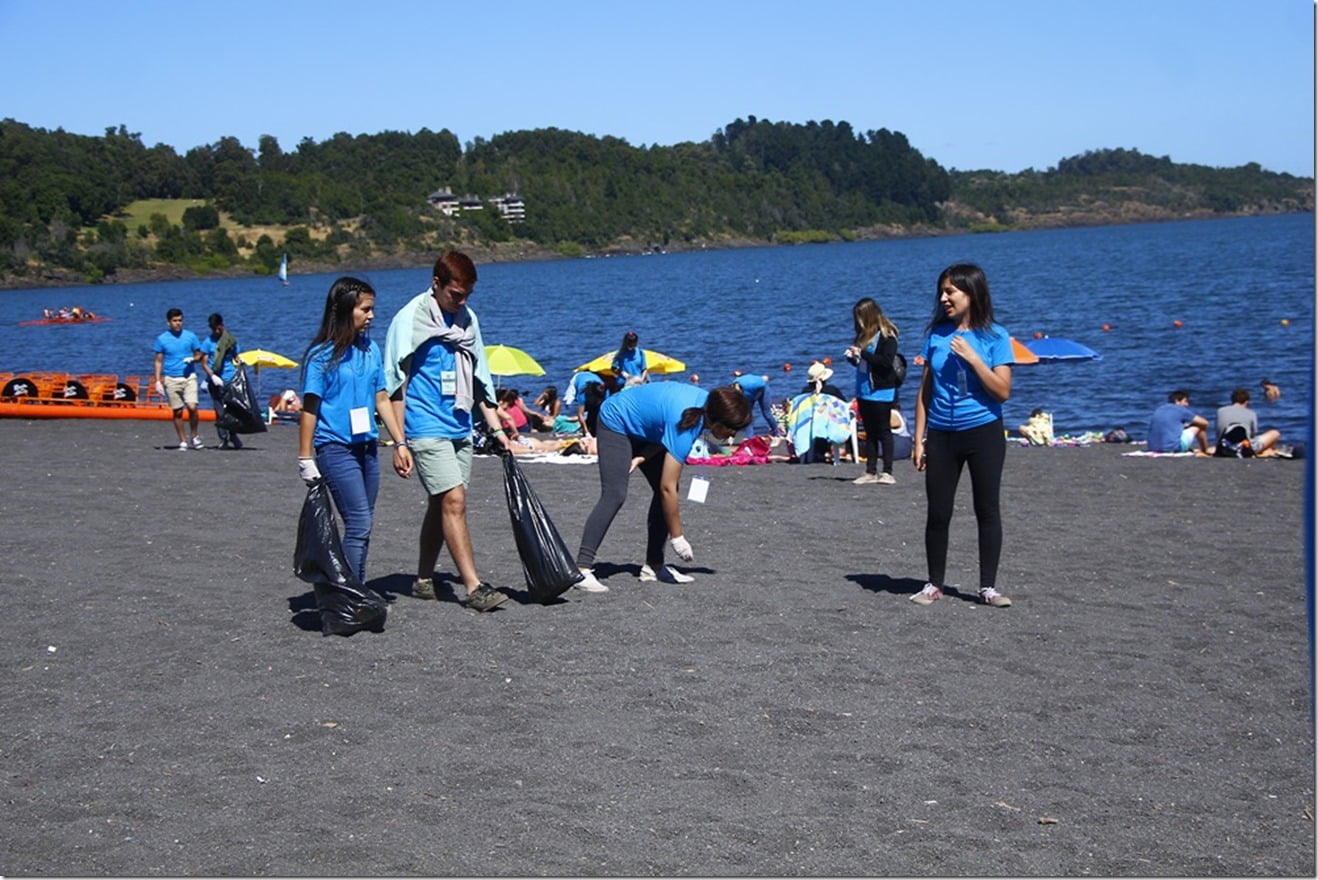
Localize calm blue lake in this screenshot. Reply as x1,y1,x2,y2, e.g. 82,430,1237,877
1,213,1313,441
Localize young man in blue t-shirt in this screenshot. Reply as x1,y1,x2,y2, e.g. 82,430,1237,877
1146,389,1211,454
152,308,205,450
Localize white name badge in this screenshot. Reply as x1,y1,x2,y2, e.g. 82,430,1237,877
350,406,371,435
687,475,710,503
441,369,457,396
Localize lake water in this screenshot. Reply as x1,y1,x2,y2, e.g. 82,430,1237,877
1,213,1313,442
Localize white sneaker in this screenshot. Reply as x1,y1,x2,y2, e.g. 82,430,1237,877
190,436,205,449
639,564,694,584
876,472,896,484
574,569,609,592
177,441,189,450
852,473,880,484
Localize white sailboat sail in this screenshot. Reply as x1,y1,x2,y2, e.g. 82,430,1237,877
278,253,289,285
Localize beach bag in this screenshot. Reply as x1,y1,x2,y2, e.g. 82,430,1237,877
868,345,907,390
501,452,583,602
293,479,387,636
1214,424,1254,458
217,364,269,435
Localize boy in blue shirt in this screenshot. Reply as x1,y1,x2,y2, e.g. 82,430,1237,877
152,308,204,450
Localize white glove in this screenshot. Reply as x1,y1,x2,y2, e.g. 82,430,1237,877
209,373,224,388
669,535,694,561
154,381,165,397
298,457,322,485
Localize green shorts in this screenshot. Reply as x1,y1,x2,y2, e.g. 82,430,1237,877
410,436,473,495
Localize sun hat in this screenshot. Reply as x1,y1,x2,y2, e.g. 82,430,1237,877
807,362,833,383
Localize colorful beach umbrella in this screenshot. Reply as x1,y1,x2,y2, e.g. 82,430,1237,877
485,344,546,378
576,348,686,376
1024,336,1102,362
1010,337,1040,365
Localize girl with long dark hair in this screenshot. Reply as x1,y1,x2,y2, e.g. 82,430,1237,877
298,276,411,582
910,264,1015,608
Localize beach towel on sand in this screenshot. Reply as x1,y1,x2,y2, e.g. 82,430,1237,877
786,392,851,462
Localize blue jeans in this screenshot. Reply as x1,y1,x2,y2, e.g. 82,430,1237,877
746,389,781,436
316,441,380,583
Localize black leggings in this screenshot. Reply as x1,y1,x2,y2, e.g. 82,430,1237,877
924,420,1005,590
576,426,669,569
856,398,894,474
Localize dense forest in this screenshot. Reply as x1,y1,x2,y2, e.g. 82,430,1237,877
0,116,1311,287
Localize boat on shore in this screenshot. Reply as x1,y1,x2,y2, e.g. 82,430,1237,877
0,371,216,422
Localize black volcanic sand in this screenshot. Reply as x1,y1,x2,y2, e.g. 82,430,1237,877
0,418,1312,877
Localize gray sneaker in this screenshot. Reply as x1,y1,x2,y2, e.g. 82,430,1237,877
876,472,896,484
852,472,880,484
412,577,437,601
464,583,508,612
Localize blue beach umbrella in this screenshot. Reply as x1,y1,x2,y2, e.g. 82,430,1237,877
1023,336,1102,362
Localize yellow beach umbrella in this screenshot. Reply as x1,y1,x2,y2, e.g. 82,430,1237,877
576,348,686,376
237,349,299,403
485,344,546,378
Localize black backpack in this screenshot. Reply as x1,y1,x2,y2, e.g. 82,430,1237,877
1214,424,1254,458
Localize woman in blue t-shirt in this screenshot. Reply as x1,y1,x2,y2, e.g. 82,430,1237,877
845,296,901,485
911,264,1015,609
611,330,649,386
574,383,751,592
298,277,412,582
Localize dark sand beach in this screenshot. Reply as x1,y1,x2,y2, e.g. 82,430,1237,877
0,417,1312,877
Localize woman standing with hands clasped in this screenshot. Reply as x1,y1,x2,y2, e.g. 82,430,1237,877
844,296,901,485
910,264,1015,608
573,383,751,592
298,277,412,584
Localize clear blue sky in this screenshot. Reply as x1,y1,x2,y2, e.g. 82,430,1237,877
2,0,1313,176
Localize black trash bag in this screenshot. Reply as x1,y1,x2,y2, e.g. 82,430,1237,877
216,364,269,434
293,479,387,636
501,452,583,602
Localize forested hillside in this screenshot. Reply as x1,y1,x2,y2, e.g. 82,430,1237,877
0,116,1311,287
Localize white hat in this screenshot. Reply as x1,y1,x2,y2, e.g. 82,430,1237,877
807,362,834,383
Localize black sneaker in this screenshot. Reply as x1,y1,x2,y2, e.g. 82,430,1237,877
464,583,507,612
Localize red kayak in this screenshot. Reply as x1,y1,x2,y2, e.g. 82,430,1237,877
19,315,112,326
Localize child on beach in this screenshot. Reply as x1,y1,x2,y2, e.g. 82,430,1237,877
910,264,1015,608
297,277,411,583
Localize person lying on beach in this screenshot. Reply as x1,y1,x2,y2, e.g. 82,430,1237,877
1018,408,1054,446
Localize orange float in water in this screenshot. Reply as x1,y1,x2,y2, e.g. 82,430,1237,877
1034,331,1043,339
783,363,792,371
1102,324,1111,331
1173,320,1183,328
823,357,833,366
1281,318,1290,326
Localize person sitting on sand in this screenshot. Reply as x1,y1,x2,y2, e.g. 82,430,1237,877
1215,387,1281,457
1146,389,1211,455
1018,408,1054,446
271,389,302,413
496,388,564,454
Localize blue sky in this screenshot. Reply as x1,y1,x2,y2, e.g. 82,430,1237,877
2,0,1312,176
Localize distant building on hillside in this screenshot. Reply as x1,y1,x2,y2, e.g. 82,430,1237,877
426,187,526,223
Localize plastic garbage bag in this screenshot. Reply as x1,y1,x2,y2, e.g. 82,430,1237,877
501,452,583,602
216,364,269,435
293,479,387,636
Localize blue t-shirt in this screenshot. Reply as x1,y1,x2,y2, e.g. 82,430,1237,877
735,374,767,397
302,339,385,446
403,318,474,440
566,370,605,405
199,335,241,382
600,382,708,461
919,322,1013,431
153,329,203,378
612,347,648,380
1147,402,1197,452
853,335,896,403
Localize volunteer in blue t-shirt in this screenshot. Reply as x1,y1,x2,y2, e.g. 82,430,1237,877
152,307,205,450
731,371,781,437
611,330,649,386
910,264,1016,609
297,277,411,584
199,312,243,449
573,382,751,593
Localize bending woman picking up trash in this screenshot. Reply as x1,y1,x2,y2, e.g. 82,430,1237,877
574,383,751,593
911,263,1015,608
